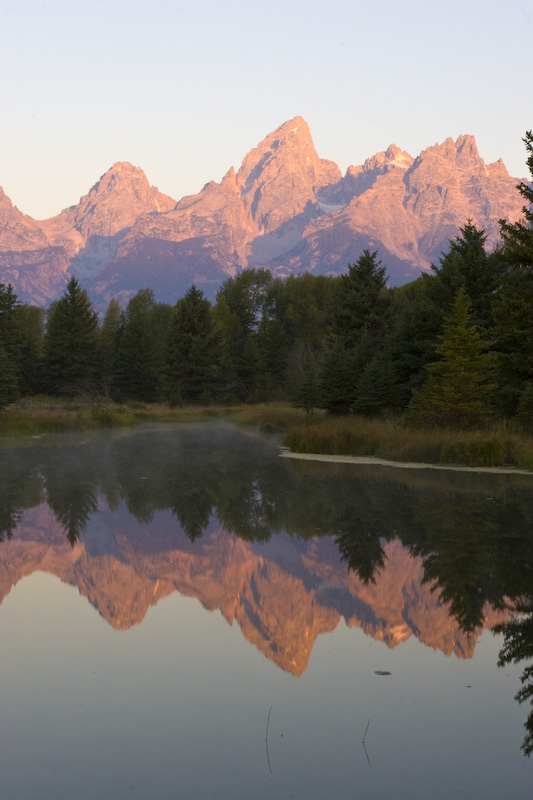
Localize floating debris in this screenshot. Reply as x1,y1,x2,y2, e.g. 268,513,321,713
374,670,391,676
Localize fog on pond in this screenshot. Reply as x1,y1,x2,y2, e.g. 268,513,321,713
1,423,532,799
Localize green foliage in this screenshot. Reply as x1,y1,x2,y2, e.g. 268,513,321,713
113,289,170,402
517,383,533,431
429,221,503,327
166,285,222,404
215,269,274,400
98,298,122,396
292,362,320,415
0,337,18,407
492,270,533,415
500,130,533,270
43,277,99,395
353,351,400,415
331,249,390,347
409,287,497,429
320,340,356,415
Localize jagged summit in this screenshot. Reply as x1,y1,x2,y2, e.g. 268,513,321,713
235,115,341,232
60,161,176,238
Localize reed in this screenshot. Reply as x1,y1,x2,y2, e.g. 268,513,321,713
283,414,533,470
0,397,228,438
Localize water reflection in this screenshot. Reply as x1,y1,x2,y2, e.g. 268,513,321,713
1,422,533,752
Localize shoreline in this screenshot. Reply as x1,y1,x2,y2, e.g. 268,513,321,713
279,448,533,476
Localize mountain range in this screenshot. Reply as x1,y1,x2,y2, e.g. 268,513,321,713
0,117,526,308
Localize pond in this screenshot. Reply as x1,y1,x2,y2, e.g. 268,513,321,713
1,422,532,799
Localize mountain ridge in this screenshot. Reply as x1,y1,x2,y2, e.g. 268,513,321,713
0,117,526,308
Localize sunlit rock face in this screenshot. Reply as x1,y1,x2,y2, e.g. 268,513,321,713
0,119,525,308
0,505,507,676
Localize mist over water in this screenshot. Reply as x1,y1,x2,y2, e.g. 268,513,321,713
1,423,532,798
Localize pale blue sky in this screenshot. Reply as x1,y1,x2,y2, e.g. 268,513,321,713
1,0,530,219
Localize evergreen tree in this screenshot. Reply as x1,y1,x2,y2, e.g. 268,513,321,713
492,133,533,415
166,285,222,404
98,298,122,397
320,340,356,415
386,277,443,406
292,361,320,415
43,277,99,395
428,221,503,328
0,283,22,401
215,268,273,400
113,289,166,402
517,382,533,431
500,130,533,270
492,271,533,414
0,337,18,407
331,249,389,347
353,351,399,415
409,287,496,429
15,305,45,395
256,316,289,399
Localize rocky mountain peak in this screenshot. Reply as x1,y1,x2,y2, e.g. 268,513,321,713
236,116,341,232
363,143,414,174
60,161,176,239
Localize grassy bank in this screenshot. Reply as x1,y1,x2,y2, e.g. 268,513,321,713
0,397,315,439
283,414,533,470
2,398,533,471
0,397,230,438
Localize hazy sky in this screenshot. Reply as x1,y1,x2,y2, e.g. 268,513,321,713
1,0,531,220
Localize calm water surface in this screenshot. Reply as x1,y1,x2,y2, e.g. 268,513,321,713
1,423,532,799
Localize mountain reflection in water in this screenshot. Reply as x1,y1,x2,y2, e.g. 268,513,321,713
1,422,533,754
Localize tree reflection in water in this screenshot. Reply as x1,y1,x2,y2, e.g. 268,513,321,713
1,423,533,751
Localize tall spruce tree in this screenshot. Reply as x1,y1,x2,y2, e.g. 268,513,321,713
166,285,222,404
500,130,533,270
98,298,122,397
215,268,273,400
492,132,533,415
331,249,389,347
0,283,21,403
409,287,496,429
44,277,99,395
113,289,166,402
428,221,503,328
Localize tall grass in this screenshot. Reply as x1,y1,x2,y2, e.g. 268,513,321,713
0,397,228,438
283,414,533,470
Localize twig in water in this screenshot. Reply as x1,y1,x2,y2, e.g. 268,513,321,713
265,705,273,775
266,705,273,741
362,717,370,744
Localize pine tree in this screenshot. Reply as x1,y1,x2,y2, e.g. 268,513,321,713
0,338,18,407
43,277,99,395
409,287,496,429
113,289,165,402
500,130,533,270
320,340,356,415
353,351,399,415
215,269,273,400
429,221,503,328
98,298,122,396
292,362,320,415
332,249,389,348
166,285,222,404
0,283,22,403
492,132,533,415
